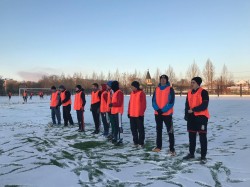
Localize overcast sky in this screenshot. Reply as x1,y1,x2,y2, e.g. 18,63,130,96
1,0,250,81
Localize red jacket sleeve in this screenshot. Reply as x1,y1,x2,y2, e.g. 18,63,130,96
139,91,146,116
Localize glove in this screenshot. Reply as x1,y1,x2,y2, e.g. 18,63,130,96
109,103,113,107
127,114,130,119
157,109,163,115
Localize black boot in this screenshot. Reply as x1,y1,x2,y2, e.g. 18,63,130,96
183,154,195,160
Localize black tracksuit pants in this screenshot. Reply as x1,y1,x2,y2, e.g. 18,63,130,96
101,112,109,135
130,116,145,146
187,115,208,157
76,110,84,130
155,115,175,151
63,104,74,125
91,108,100,132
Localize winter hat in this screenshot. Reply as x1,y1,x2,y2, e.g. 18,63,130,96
51,86,56,90
101,84,107,91
192,77,202,86
107,81,113,87
131,81,140,90
76,85,82,90
59,85,65,90
92,83,99,88
160,74,169,82
111,81,119,91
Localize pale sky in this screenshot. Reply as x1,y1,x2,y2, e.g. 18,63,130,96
0,0,250,81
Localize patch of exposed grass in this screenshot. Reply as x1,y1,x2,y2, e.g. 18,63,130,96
62,150,75,160
64,134,78,140
70,141,106,150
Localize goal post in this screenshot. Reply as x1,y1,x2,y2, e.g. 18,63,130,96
19,88,51,103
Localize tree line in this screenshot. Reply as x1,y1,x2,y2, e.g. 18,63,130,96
0,59,240,96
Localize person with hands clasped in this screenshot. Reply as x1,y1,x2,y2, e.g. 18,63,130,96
183,77,210,163
128,81,146,148
74,85,86,132
152,75,176,156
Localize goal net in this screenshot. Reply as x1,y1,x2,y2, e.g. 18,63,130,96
19,88,51,103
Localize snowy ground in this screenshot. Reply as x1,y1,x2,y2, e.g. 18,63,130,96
0,95,250,187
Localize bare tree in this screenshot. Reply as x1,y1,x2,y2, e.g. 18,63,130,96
154,68,161,84
166,65,177,85
113,68,120,81
186,61,201,80
220,64,234,86
203,59,215,89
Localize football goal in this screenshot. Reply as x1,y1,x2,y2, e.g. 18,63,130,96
18,88,51,103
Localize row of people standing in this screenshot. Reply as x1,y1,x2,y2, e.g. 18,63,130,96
49,75,210,162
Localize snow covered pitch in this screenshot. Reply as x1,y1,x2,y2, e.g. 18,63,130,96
0,95,250,187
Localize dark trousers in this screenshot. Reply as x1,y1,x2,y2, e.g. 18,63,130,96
101,112,109,135
130,116,145,145
112,113,121,141
187,115,208,157
92,108,100,131
51,107,61,124
189,132,207,157
76,110,84,130
155,115,175,151
109,112,115,136
63,105,74,125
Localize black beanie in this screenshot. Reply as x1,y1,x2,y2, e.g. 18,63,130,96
59,85,65,90
131,81,140,89
160,74,169,82
111,81,119,92
76,85,82,90
192,77,202,86
51,86,56,90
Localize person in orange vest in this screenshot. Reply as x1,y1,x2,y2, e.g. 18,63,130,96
152,75,176,156
74,85,86,132
23,90,28,103
50,86,61,125
100,84,110,137
128,81,146,148
109,81,124,144
91,83,102,134
59,85,74,126
106,81,115,140
183,77,210,163
30,92,33,100
8,92,12,100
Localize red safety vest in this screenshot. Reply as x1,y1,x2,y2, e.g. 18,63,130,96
100,91,108,113
50,91,59,107
106,90,112,112
74,91,84,110
187,87,210,118
111,90,124,114
91,91,100,104
60,90,71,106
129,90,146,117
154,86,174,116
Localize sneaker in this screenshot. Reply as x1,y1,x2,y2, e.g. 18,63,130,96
183,154,195,160
112,139,117,144
200,156,207,164
138,145,144,149
152,147,161,152
168,150,176,156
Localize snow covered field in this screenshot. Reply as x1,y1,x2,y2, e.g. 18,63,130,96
0,95,250,187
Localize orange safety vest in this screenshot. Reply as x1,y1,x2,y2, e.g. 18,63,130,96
106,90,112,112
50,91,59,107
74,91,83,110
100,91,108,113
23,92,27,97
187,87,210,118
91,91,100,104
154,86,174,116
129,90,144,117
60,90,71,106
111,90,124,114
